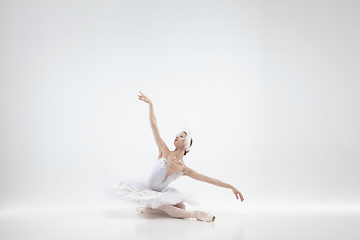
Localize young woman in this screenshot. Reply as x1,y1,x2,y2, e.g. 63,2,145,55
107,91,244,222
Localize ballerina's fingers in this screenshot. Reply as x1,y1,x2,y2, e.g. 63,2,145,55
233,189,244,201
138,95,145,101
238,192,244,202
139,91,146,98
138,91,148,101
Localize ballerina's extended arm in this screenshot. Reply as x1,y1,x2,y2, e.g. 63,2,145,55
138,91,169,156
184,167,245,201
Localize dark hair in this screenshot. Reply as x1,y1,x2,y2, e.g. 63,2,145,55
184,138,193,156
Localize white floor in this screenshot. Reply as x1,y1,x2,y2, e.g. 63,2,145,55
1,204,359,240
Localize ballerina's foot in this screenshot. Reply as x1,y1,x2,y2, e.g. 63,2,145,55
136,207,146,213
136,207,157,214
191,210,215,222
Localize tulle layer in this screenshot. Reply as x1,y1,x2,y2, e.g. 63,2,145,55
106,179,200,209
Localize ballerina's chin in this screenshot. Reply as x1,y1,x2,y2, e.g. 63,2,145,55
106,91,244,222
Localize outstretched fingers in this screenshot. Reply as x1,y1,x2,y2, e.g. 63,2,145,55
138,91,152,104
239,193,244,201
238,192,244,202
138,91,145,101
233,188,244,202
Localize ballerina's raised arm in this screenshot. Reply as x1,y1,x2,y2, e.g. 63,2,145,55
138,91,170,159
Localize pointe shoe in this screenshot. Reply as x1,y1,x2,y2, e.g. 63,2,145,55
191,210,215,222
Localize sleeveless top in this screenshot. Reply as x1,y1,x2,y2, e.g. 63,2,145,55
147,157,183,192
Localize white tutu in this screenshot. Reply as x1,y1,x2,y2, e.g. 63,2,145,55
106,158,200,209
106,179,199,209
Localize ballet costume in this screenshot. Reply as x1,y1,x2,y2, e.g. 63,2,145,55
106,157,215,222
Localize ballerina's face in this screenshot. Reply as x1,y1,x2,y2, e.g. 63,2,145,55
174,131,186,148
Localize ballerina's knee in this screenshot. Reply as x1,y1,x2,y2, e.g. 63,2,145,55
173,202,186,210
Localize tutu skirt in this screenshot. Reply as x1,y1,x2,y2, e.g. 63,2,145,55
106,178,200,209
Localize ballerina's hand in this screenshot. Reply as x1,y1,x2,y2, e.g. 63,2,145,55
232,187,244,202
138,91,152,105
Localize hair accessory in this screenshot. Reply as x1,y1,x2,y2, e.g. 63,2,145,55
182,127,192,152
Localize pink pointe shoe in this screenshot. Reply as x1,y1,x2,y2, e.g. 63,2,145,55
191,210,215,222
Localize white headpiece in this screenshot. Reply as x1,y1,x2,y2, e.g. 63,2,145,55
182,127,192,152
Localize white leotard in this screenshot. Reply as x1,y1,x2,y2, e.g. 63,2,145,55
147,158,183,192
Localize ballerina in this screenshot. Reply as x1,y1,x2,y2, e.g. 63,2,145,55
107,91,244,222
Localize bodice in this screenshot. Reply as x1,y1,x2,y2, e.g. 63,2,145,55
147,158,183,192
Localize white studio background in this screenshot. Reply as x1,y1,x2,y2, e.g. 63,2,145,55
0,0,359,212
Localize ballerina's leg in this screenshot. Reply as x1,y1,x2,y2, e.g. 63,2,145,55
157,205,215,222
136,207,164,214
137,202,185,214
173,202,186,210
157,204,192,218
